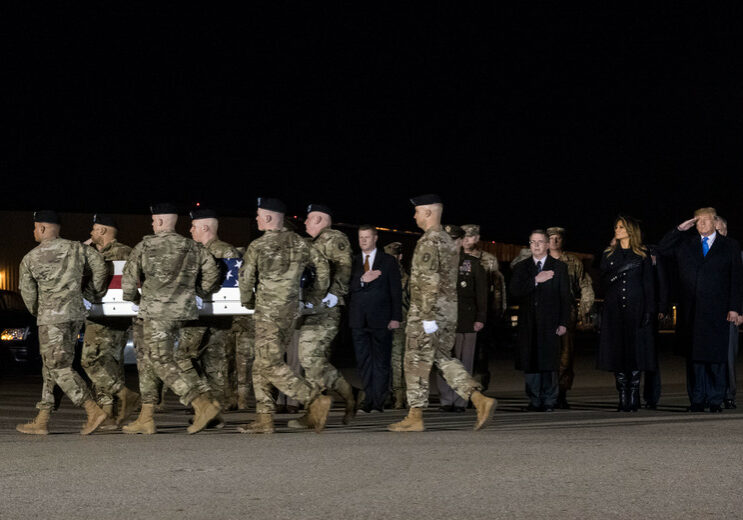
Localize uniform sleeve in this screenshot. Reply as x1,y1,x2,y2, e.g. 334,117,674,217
84,245,109,301
473,260,488,324
574,258,595,315
557,263,571,327
122,243,143,304
328,235,352,298
19,257,38,316
239,243,258,308
416,242,440,321
509,248,532,269
493,269,507,315
198,246,221,295
307,244,331,306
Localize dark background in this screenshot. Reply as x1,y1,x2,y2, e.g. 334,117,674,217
6,4,743,255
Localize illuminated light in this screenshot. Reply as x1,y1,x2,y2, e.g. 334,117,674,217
196,202,200,206
1,328,27,341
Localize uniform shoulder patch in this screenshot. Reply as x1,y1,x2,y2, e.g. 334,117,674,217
422,252,431,263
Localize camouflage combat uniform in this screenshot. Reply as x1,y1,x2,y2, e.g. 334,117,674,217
81,239,133,407
390,261,410,398
122,231,220,406
405,228,481,408
553,251,595,392
297,227,352,394
20,238,108,410
177,238,241,408
238,227,327,414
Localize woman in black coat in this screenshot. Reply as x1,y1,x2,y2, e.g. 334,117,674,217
597,216,656,411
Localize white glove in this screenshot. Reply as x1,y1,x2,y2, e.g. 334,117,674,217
304,302,314,309
322,293,339,308
422,320,439,334
83,299,92,311
130,303,140,313
195,295,204,310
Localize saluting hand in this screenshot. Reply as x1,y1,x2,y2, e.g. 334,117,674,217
535,270,554,284
677,217,698,231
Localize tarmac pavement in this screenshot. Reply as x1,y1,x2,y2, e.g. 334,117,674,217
1,340,742,519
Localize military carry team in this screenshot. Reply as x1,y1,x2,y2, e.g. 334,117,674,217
16,194,496,435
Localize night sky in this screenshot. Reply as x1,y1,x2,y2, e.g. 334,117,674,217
7,5,743,254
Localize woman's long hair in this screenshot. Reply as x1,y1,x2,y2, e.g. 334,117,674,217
605,216,647,258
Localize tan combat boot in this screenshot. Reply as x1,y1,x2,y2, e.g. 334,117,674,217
387,407,424,432
393,389,406,409
307,395,332,433
187,395,221,434
470,391,497,431
122,404,157,434
80,399,108,435
16,409,50,435
334,379,356,425
115,387,141,426
287,413,312,430
99,404,119,431
237,413,275,434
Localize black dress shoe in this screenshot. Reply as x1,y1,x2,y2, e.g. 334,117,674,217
688,403,705,412
438,405,454,412
452,406,466,413
709,404,723,413
723,399,737,409
523,404,543,412
556,397,570,409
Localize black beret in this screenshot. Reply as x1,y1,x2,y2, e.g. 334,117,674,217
189,207,219,220
92,213,118,228
150,202,178,215
257,197,287,214
33,210,60,224
306,203,333,218
410,194,442,206
444,224,465,240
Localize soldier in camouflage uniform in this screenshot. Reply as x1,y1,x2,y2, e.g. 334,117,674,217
16,211,110,435
233,309,255,410
388,195,496,432
288,203,355,428
384,241,410,409
237,197,332,434
461,224,507,392
81,214,141,430
121,203,222,434
177,208,242,422
547,226,595,409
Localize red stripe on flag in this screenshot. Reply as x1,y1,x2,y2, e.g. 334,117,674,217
109,275,122,289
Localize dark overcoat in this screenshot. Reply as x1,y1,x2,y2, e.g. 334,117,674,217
657,229,743,363
596,248,657,372
509,256,571,372
456,253,488,333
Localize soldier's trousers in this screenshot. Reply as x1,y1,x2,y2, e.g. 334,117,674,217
277,329,302,408
178,320,232,406
132,318,163,405
140,319,202,406
36,321,92,410
253,317,320,414
81,319,129,406
404,321,481,409
233,315,255,405
390,324,406,393
437,332,477,407
558,309,578,392
297,306,348,393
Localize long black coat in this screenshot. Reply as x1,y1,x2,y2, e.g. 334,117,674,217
456,253,488,333
657,229,743,363
509,256,571,372
597,248,657,372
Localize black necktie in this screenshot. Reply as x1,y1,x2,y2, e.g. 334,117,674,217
536,260,543,273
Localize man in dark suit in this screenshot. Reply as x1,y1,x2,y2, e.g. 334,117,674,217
657,207,743,412
509,230,571,412
348,225,403,412
715,216,740,409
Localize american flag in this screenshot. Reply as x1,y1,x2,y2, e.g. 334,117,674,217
220,258,242,288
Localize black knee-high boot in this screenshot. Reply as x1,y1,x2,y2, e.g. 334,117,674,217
629,371,641,412
615,372,629,412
